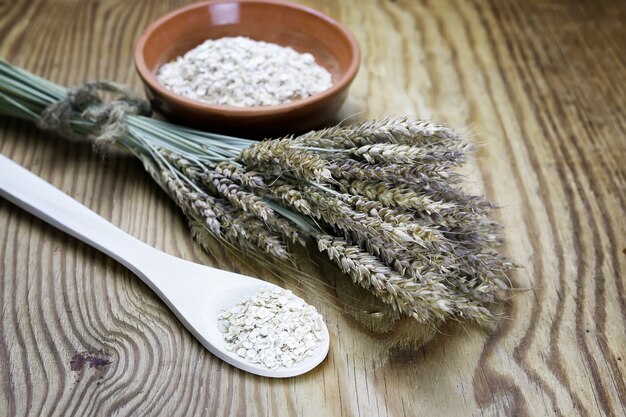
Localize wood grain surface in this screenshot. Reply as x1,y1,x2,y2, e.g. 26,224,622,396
1,0,625,416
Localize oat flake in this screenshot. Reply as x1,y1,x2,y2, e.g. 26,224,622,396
157,36,333,107
218,287,324,369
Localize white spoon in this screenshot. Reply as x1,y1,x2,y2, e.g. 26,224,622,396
0,154,329,378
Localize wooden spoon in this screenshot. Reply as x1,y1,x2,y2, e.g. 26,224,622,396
0,154,329,378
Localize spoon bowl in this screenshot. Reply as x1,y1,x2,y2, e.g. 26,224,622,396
0,154,329,378
145,252,330,377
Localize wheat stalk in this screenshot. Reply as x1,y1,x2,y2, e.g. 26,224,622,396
0,59,518,329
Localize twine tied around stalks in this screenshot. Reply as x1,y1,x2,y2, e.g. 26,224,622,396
37,81,152,150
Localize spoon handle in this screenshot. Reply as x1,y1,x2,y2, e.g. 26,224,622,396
0,154,157,277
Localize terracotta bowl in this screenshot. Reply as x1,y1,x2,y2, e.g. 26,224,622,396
134,0,360,137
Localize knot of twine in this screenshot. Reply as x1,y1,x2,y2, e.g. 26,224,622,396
37,81,152,150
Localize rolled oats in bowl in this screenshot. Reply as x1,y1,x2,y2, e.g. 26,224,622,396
157,36,333,107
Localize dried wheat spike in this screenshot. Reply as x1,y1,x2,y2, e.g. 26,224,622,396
317,235,496,324
238,136,332,182
295,118,463,148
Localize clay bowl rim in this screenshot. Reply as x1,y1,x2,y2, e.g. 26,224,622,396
134,0,361,117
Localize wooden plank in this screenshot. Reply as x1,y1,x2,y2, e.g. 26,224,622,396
0,0,624,415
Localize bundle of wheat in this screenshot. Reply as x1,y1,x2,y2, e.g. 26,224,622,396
0,60,517,330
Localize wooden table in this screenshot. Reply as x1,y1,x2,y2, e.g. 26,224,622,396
1,0,624,416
